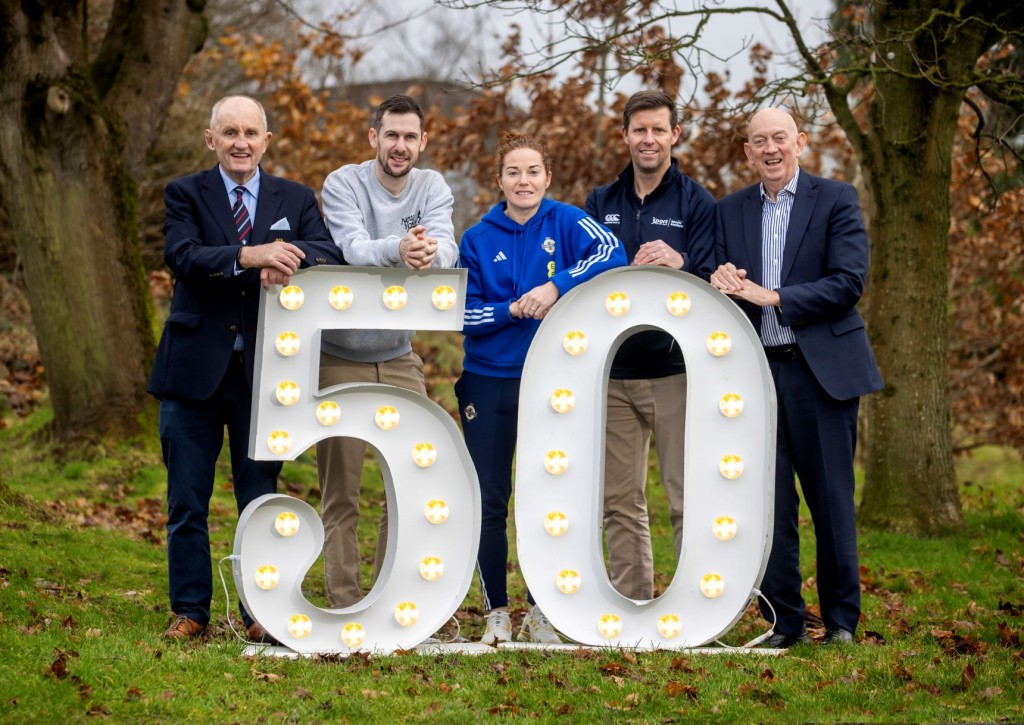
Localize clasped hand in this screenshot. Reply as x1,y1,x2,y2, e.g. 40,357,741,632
511,281,560,320
400,225,438,270
710,262,780,307
238,242,305,289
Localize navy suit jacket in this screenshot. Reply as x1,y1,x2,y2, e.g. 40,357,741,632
148,165,344,401
716,171,882,401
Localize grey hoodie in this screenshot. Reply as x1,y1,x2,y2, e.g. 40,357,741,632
320,160,458,361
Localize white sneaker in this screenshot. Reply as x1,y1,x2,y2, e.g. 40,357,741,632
481,609,512,645
518,605,561,644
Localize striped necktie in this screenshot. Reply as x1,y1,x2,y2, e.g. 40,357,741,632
232,186,252,244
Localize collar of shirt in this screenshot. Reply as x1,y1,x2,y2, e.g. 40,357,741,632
758,167,800,204
218,165,261,206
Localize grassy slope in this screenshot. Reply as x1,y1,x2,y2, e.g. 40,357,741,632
0,403,1022,723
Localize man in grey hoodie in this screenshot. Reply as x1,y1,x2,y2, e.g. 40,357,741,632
318,94,457,607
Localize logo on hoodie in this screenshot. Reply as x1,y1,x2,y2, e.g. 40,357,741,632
402,210,422,231
604,214,620,225
542,237,555,255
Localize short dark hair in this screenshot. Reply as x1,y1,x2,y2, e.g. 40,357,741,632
622,90,678,130
372,94,425,132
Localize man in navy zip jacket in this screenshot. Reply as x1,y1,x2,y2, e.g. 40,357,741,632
584,91,716,600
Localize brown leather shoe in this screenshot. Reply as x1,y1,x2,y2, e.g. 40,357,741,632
164,615,205,640
246,622,280,645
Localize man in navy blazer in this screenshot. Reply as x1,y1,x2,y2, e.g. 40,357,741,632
711,108,882,648
148,95,343,641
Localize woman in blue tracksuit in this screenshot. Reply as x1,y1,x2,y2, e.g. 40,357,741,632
456,131,626,645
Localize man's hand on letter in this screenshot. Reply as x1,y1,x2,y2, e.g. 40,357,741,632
634,240,684,270
711,263,780,307
400,225,438,270
240,242,305,289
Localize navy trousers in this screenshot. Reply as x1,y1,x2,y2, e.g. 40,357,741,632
159,353,282,626
758,352,861,635
455,371,535,611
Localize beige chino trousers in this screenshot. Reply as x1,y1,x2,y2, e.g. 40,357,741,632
316,350,426,608
603,373,686,600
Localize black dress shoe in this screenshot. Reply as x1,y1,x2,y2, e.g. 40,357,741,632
761,630,810,648
821,627,855,645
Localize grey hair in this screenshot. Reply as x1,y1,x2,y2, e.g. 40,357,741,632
209,95,269,131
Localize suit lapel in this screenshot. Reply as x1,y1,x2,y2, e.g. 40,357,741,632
781,171,817,283
252,170,283,246
742,187,764,285
200,166,239,244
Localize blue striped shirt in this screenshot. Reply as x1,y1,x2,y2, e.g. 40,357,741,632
759,170,799,347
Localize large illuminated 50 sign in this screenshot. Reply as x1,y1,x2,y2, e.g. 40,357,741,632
233,266,775,653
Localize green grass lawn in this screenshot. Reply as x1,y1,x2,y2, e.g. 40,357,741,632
1,402,1022,723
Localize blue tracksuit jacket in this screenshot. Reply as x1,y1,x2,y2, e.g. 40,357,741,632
459,198,626,378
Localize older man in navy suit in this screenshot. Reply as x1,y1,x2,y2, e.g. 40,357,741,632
711,108,883,648
148,95,344,641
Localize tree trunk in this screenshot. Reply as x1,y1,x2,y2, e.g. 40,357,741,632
0,0,206,441
855,1,995,533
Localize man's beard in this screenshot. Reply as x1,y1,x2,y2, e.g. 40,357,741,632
379,150,413,178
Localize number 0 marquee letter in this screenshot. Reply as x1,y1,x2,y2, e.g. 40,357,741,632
515,267,776,648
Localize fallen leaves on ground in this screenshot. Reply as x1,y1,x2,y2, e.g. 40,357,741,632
664,681,698,699
931,627,988,657
47,495,166,545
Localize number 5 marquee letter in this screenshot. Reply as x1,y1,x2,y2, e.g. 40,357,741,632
233,267,480,653
515,266,776,648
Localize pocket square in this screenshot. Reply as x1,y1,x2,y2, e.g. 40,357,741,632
270,217,291,231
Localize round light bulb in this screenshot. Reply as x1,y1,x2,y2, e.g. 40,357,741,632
543,450,569,475
412,442,437,468
419,556,444,581
275,381,300,406
562,331,588,356
383,285,408,310
394,602,419,627
287,614,312,638
267,430,291,455
279,285,304,310
544,511,569,536
432,285,456,311
375,405,400,431
666,291,691,317
254,565,280,590
274,512,300,537
700,573,725,598
719,454,744,480
707,331,732,356
275,332,300,357
605,292,630,317
556,569,581,594
719,393,744,418
329,285,353,311
341,622,366,648
550,389,576,414
712,515,738,541
598,614,623,639
658,614,682,638
423,499,449,524
316,401,341,426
